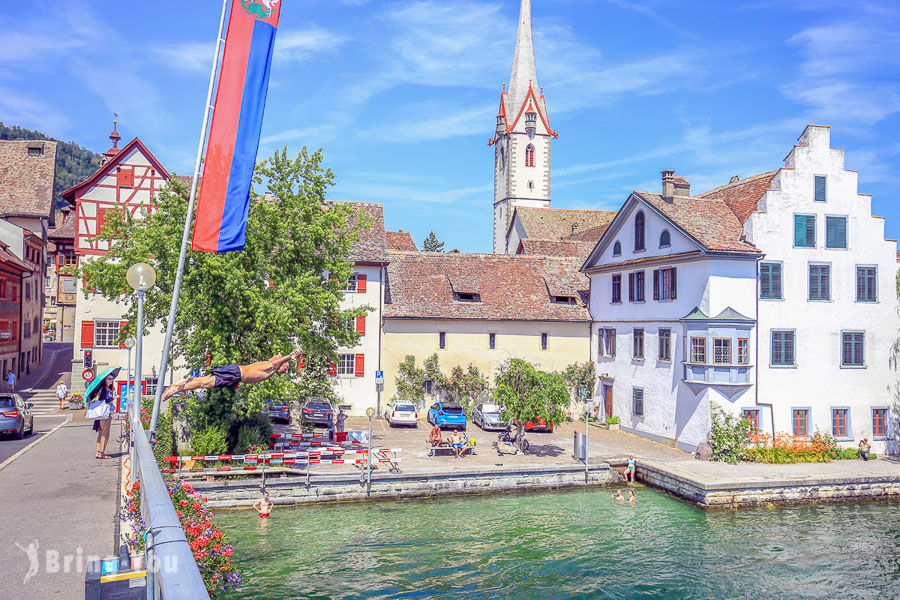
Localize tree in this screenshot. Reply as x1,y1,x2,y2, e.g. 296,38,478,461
492,359,569,451
442,364,489,416
78,146,368,420
563,362,596,407
422,231,445,252
392,353,446,408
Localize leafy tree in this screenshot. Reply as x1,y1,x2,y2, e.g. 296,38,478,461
422,231,445,252
296,354,341,406
442,364,489,415
77,146,368,421
707,404,750,464
492,359,569,451
392,353,447,407
563,362,596,406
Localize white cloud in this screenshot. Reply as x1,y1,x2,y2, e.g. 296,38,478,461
153,42,215,73
275,29,345,63
0,87,69,133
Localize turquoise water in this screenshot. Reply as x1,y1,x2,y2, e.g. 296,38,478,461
217,487,899,599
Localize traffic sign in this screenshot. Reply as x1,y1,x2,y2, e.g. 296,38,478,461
375,370,384,383
82,369,95,381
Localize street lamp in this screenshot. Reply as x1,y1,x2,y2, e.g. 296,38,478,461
124,336,136,487
366,406,376,495
126,263,156,437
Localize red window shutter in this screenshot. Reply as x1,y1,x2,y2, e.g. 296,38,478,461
118,167,134,188
356,316,366,336
97,207,107,234
357,274,367,293
327,361,337,377
355,354,365,378
119,321,128,348
81,321,94,348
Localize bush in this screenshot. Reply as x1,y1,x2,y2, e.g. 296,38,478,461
606,416,620,425
227,411,273,453
745,430,839,463
707,405,750,464
191,426,228,456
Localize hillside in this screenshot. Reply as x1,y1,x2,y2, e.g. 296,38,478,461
0,122,102,209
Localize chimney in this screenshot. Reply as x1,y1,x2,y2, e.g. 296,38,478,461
60,206,71,225
673,176,690,197
661,170,675,201
729,175,740,184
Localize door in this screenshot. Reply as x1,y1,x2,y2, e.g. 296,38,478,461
604,385,613,420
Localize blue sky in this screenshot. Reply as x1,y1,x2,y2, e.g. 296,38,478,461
1,0,898,252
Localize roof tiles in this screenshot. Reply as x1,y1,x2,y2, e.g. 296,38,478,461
0,140,57,219
696,170,778,224
385,230,418,251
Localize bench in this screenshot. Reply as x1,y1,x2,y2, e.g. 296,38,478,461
427,440,476,457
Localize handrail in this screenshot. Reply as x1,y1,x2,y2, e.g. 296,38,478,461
134,428,209,599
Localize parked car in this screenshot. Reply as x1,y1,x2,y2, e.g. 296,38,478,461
0,394,33,440
473,403,507,431
427,401,467,430
384,401,419,427
300,399,334,426
523,416,553,432
265,400,292,424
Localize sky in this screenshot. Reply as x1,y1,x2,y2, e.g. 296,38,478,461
1,0,898,253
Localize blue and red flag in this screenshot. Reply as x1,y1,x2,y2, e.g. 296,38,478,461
192,0,282,253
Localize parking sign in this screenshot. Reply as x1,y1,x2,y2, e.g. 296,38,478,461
375,370,384,383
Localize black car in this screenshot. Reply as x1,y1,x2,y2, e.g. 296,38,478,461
266,400,292,424
300,399,334,426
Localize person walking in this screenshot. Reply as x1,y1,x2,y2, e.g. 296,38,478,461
91,374,115,459
56,380,68,410
6,369,16,393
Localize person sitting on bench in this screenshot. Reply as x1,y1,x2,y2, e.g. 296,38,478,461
162,351,301,400
448,431,465,458
428,423,443,447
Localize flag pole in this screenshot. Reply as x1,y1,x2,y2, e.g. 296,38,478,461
149,0,229,440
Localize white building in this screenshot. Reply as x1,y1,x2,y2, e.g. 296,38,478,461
582,172,761,452
699,125,899,454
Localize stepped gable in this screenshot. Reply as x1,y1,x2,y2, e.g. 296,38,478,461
385,230,418,252
697,170,778,224
384,251,590,321
0,140,58,219
634,191,760,254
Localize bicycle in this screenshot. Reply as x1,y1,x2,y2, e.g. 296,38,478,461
498,424,529,452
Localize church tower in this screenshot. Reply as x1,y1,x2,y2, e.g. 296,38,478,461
491,0,557,254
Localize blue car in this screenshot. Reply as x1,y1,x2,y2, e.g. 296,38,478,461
427,401,466,431
0,394,33,440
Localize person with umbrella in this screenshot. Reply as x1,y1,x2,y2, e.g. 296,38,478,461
85,368,119,459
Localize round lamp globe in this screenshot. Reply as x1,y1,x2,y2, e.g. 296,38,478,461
126,263,157,292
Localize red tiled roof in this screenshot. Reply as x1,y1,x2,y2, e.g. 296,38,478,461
385,230,418,251
0,242,30,272
518,239,595,259
0,140,58,218
634,191,760,253
384,251,590,321
511,207,617,242
346,202,388,264
696,170,778,224
61,137,170,202
48,210,76,240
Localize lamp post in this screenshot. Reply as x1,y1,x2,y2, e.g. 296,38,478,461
126,263,156,438
366,406,375,495
124,336,136,487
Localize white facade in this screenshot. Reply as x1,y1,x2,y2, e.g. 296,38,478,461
584,195,760,452
746,125,900,454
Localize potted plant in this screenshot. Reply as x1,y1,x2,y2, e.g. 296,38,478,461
606,416,621,431
68,393,84,410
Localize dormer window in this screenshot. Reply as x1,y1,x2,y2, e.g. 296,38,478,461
26,142,43,157
551,295,576,304
454,292,481,303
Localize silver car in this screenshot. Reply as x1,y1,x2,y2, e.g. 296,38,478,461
0,394,33,440
473,403,507,431
384,401,418,427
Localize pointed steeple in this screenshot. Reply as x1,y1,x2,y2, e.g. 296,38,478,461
507,0,541,117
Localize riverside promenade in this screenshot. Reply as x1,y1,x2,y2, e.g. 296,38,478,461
0,344,123,599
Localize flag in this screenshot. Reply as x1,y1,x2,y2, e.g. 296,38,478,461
192,0,282,253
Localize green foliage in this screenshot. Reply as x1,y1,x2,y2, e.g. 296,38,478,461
606,416,620,425
707,404,750,464
227,411,273,453
392,354,446,408
422,231,445,252
442,364,489,416
296,354,340,406
138,397,175,468
0,122,102,209
563,362,596,403
191,426,228,456
78,146,368,422
492,359,569,451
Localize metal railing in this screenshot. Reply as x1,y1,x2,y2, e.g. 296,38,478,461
133,428,209,599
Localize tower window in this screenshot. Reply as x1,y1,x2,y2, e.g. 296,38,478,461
528,181,534,190
525,144,535,167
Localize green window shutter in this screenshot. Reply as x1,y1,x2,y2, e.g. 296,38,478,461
815,176,826,202
760,264,771,298
794,215,806,246
772,264,782,298
805,216,816,247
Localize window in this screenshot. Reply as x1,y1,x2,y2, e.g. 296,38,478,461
50,296,57,306
601,328,616,358
738,338,749,364
792,409,809,437
45,275,51,289
690,337,706,363
551,295,576,304
633,329,644,359
32,317,38,334
145,377,158,396
659,230,671,248
611,274,622,303
814,175,826,202
632,388,644,416
794,215,816,248
489,333,496,349
341,273,358,292
337,354,356,375
653,267,677,301
658,329,671,361
61,277,76,295
872,408,888,438
541,333,548,351
424,380,433,395
743,409,760,432
760,263,782,300
525,144,535,167
841,331,865,367
25,283,31,300
771,330,795,366
439,332,446,350
634,211,645,251
808,264,831,301
633,271,645,302
825,216,847,249
856,267,877,303
714,338,732,364
94,320,121,347
454,292,481,302
831,408,849,439
612,241,622,257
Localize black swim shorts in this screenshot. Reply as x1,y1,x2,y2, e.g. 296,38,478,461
210,364,242,388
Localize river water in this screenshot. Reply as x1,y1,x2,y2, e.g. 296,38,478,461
217,487,899,599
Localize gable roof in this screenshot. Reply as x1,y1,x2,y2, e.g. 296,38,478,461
0,241,30,273
511,207,617,242
346,202,388,264
48,211,76,241
60,137,171,202
696,170,778,223
384,251,590,322
0,140,58,219
518,238,595,259
682,306,754,322
385,230,418,251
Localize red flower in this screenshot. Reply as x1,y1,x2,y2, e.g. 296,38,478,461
176,509,183,518
180,500,188,507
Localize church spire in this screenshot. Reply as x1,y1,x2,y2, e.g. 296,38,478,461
507,0,540,117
